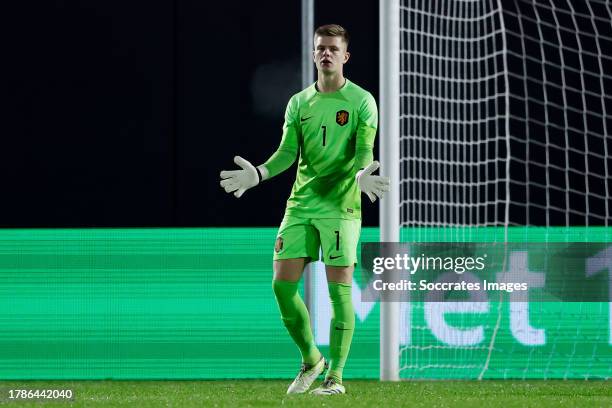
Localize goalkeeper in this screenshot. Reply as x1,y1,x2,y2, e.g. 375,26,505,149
220,24,389,396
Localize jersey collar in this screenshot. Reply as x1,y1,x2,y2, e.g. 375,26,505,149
314,78,350,94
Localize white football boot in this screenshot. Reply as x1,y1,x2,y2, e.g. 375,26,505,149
310,378,346,395
286,356,327,394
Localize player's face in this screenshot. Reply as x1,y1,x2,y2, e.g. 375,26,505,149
313,35,350,74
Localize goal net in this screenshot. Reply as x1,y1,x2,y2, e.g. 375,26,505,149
396,0,612,379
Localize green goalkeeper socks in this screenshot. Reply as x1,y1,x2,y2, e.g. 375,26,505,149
326,282,355,384
272,279,321,365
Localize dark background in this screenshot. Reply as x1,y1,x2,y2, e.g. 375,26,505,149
6,1,610,228
3,0,379,228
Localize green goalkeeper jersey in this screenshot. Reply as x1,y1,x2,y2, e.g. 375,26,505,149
262,79,378,220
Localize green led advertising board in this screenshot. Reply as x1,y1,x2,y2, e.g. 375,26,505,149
0,228,610,379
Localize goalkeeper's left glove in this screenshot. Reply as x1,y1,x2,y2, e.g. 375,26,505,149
220,156,267,198
356,161,390,202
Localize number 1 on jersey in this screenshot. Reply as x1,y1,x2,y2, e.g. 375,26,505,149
322,126,327,146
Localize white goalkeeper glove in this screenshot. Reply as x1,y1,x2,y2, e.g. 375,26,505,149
356,161,390,202
220,156,266,198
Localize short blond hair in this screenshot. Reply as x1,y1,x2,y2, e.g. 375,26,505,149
314,24,349,46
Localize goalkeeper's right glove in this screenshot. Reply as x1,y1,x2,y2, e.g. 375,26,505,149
356,161,390,202
220,156,267,198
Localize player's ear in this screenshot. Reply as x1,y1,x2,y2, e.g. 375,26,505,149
343,51,350,64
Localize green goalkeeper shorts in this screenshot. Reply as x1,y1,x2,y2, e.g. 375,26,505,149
273,215,362,266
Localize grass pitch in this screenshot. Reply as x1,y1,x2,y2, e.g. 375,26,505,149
0,380,610,407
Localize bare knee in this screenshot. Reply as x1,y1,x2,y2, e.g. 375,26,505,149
325,265,354,284
273,258,307,282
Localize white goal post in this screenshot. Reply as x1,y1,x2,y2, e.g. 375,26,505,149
380,0,401,381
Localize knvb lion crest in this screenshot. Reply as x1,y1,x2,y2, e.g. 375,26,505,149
336,110,349,126
275,236,284,253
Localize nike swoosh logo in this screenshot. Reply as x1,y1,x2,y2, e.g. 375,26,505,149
329,255,343,260
300,116,313,122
